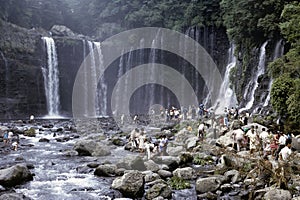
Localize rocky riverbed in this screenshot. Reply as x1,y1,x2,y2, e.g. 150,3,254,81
0,118,300,200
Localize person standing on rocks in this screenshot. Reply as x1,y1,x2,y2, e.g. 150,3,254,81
232,127,246,152
3,131,8,144
197,123,206,141
130,128,139,150
138,128,146,153
159,135,168,156
259,128,270,151
275,132,288,160
246,126,260,154
279,138,292,161
7,131,14,144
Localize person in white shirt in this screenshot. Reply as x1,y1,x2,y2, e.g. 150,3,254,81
130,128,139,150
246,126,260,154
259,128,270,150
275,132,288,160
198,123,206,141
138,128,146,152
232,128,246,151
279,139,292,161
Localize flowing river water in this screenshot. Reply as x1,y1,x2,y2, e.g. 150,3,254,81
0,119,136,200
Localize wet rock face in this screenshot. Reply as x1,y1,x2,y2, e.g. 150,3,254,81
0,164,33,187
0,20,46,118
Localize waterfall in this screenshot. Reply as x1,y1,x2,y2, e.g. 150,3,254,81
82,40,88,116
241,41,268,111
94,42,107,116
115,49,125,115
263,40,284,107
42,37,60,117
215,44,237,114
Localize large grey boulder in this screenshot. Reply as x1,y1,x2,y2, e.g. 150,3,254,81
174,128,191,144
142,171,161,183
173,167,196,180
263,189,291,200
0,164,33,187
50,25,75,37
94,164,118,177
116,155,146,171
145,181,172,200
112,170,145,198
166,146,184,157
153,156,179,171
196,176,225,194
224,169,240,183
73,140,111,156
186,137,198,149
144,160,160,172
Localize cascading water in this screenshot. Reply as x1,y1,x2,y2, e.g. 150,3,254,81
263,40,284,107
240,41,268,112
42,37,61,117
215,44,237,114
115,49,125,115
94,42,107,116
82,41,109,117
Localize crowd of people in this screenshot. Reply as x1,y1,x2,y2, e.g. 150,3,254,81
231,125,293,161
129,127,169,160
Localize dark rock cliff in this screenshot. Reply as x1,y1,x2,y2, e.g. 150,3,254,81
0,20,46,119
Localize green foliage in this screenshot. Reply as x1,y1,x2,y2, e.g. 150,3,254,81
220,0,286,50
271,75,294,116
193,154,214,165
268,2,300,132
280,1,300,47
168,176,191,190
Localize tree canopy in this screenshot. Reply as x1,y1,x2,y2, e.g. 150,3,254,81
269,1,300,132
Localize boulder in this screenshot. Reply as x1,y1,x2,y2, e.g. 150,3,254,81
174,128,191,144
39,138,50,143
0,164,33,187
0,193,29,200
111,137,126,146
50,25,75,37
216,131,234,147
263,189,291,200
116,156,146,171
224,169,240,183
144,160,160,172
145,181,172,200
166,146,184,157
186,137,198,149
111,170,145,198
173,167,196,180
24,128,36,137
153,156,179,171
94,164,118,177
73,140,111,156
157,169,172,179
142,171,161,183
196,176,225,194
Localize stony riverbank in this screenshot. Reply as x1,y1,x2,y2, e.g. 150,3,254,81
0,118,300,200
